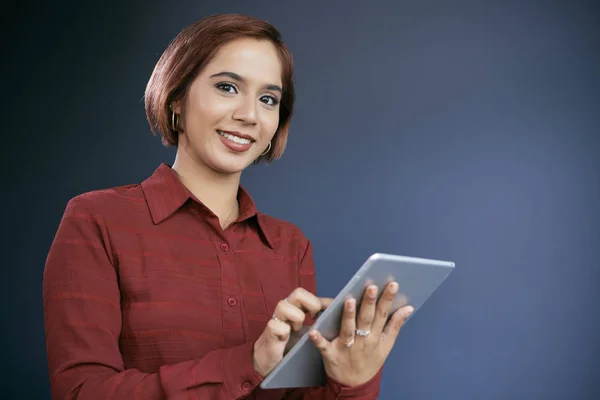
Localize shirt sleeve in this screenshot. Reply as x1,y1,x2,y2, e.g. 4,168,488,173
281,237,383,400
43,196,265,400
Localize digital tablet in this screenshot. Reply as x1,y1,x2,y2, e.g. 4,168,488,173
260,253,455,389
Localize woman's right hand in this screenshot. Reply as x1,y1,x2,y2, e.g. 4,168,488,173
253,287,332,377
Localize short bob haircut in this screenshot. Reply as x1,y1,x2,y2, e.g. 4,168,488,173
144,13,295,163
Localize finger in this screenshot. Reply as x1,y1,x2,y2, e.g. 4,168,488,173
371,281,399,334
338,297,356,347
319,297,334,309
313,297,334,320
287,288,323,319
274,299,306,331
356,285,378,333
382,305,414,340
309,329,331,354
267,318,292,342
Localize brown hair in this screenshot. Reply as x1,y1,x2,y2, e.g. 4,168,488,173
144,13,295,163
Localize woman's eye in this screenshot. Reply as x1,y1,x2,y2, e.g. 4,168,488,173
261,95,279,106
216,83,237,94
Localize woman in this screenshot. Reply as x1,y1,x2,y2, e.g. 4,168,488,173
43,13,414,399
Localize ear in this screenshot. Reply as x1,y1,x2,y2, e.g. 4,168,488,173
170,100,183,115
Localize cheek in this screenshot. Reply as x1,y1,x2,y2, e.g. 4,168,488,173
260,111,280,139
189,95,232,127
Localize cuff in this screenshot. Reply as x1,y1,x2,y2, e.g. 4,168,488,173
222,341,265,398
326,368,383,398
159,341,264,398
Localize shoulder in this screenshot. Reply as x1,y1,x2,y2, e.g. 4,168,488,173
62,183,145,220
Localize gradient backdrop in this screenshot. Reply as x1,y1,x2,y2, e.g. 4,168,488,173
3,0,599,398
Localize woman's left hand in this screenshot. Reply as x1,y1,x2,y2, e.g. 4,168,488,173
308,281,414,387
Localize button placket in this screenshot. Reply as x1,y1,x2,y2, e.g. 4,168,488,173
216,239,244,346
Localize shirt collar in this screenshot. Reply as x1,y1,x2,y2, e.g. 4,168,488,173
140,163,275,248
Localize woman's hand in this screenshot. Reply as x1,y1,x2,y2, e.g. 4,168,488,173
253,288,332,377
309,282,413,387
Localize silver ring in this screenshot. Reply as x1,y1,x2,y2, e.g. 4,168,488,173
356,329,370,337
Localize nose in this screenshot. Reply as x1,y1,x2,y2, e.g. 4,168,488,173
232,95,257,125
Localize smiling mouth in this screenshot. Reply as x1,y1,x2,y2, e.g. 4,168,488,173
217,130,253,145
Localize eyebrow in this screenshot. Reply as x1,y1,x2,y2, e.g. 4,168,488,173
210,71,283,94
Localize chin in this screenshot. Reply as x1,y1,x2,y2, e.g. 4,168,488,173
209,155,255,175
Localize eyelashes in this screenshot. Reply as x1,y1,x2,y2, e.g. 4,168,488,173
215,82,280,107
261,95,279,106
215,82,237,94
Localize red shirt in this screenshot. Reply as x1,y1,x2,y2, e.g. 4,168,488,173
43,163,382,399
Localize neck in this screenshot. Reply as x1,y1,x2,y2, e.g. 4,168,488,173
171,148,240,229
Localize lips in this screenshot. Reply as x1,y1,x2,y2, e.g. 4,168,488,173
217,130,253,144
217,130,254,153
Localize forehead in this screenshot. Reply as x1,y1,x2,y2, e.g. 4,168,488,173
201,38,283,86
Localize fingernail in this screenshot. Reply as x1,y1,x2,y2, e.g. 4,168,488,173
389,282,398,294
347,298,355,312
405,307,414,317
368,286,377,298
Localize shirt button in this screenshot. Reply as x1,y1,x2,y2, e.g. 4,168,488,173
220,243,229,252
227,298,237,306
241,381,252,391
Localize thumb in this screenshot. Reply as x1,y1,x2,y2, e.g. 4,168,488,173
267,318,292,342
309,329,331,354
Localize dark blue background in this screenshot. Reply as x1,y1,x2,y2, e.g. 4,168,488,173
3,0,599,398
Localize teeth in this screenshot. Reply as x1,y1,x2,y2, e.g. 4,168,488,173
218,131,251,145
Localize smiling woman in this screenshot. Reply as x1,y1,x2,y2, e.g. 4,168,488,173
144,14,294,166
42,13,412,400
168,38,283,175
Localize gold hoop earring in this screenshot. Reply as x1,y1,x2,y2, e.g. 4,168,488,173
260,141,272,156
171,111,179,132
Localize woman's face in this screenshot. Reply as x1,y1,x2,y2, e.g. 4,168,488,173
173,37,283,175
